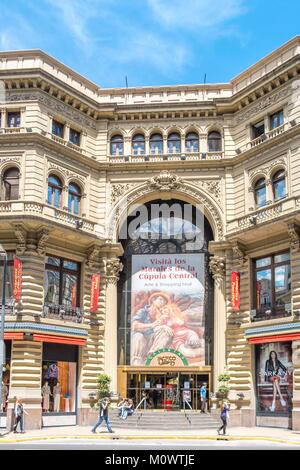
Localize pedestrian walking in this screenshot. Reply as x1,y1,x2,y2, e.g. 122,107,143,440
91,397,114,433
200,382,207,413
217,400,230,436
13,397,28,434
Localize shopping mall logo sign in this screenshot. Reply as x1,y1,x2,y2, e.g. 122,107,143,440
105,197,205,250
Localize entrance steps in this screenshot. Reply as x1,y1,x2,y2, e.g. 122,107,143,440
109,410,220,430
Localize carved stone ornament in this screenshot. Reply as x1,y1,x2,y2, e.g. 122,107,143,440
86,245,102,268
106,258,123,285
235,87,290,124
287,223,300,252
13,224,27,256
111,183,135,204
149,171,182,191
190,180,221,203
37,229,50,256
48,162,86,185
209,256,226,280
232,241,247,267
248,158,286,183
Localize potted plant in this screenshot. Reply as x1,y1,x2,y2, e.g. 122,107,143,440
217,373,231,399
89,374,112,409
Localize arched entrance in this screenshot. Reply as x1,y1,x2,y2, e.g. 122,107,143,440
117,198,214,410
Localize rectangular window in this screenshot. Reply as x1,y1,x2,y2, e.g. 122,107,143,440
252,120,265,139
52,120,64,138
69,128,81,146
253,252,291,321
270,110,284,130
44,256,80,312
0,253,15,311
7,112,21,128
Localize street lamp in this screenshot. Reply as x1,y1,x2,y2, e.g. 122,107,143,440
0,243,7,412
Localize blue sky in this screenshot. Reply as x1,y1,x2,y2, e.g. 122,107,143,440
0,0,299,89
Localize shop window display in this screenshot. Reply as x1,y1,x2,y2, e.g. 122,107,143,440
42,361,76,413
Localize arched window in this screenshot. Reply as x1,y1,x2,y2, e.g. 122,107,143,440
47,175,63,208
167,132,181,154
208,131,222,152
185,132,199,153
254,178,266,208
110,135,123,156
132,134,145,156
68,182,81,215
150,133,163,155
272,170,286,201
2,167,20,200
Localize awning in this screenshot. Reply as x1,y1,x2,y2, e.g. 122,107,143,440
245,322,300,344
33,334,86,346
4,332,24,340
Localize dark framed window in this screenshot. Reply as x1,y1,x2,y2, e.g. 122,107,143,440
52,120,64,138
2,167,20,200
110,135,123,156
150,133,163,155
254,178,266,208
207,131,222,152
272,170,286,201
68,182,81,215
7,112,21,128
185,132,199,152
44,256,80,310
132,134,145,156
270,110,284,130
167,132,181,154
0,252,14,310
69,128,81,146
47,174,63,208
252,120,265,139
253,252,291,319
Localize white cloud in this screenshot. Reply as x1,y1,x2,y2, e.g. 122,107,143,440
147,0,245,29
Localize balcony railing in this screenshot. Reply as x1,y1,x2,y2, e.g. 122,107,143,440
0,200,96,233
251,309,292,323
109,151,224,163
43,303,84,323
49,132,84,154
247,124,287,150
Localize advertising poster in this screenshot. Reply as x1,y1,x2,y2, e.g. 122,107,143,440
256,342,293,415
131,254,205,366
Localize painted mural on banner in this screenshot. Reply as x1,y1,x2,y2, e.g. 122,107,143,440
256,342,293,415
131,254,205,366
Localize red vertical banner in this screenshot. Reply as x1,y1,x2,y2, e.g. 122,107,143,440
13,256,22,301
90,273,100,313
71,284,77,309
256,281,261,309
231,271,240,311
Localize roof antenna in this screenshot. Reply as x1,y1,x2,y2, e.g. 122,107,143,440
125,75,128,88
204,73,207,84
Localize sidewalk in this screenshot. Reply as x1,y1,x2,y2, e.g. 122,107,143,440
1,425,300,444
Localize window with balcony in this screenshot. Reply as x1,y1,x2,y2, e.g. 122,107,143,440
253,252,291,321
254,178,266,208
252,120,265,139
132,134,145,156
44,256,81,318
47,175,63,208
185,132,199,153
207,131,222,152
52,120,64,138
167,132,181,154
69,128,81,146
150,133,163,155
110,135,123,156
270,110,284,130
2,167,20,201
7,112,21,128
272,170,286,201
68,182,81,215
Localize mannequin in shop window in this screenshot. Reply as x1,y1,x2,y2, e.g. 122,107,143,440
53,382,61,413
42,381,51,412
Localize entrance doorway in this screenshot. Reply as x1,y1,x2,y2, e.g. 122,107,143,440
127,372,209,411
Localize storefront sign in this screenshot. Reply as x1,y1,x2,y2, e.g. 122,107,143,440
231,271,240,311
13,256,22,301
131,254,205,366
90,273,100,313
146,348,188,367
255,342,293,416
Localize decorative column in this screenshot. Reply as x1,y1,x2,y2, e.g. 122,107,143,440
104,258,123,397
209,255,226,392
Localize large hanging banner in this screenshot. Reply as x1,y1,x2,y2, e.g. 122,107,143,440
131,254,205,366
90,273,100,313
231,272,240,311
13,256,22,301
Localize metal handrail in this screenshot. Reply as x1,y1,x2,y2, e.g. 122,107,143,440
134,396,147,413
183,398,192,410
183,398,192,425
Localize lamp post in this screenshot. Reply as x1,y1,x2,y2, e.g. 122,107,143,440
0,244,7,411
